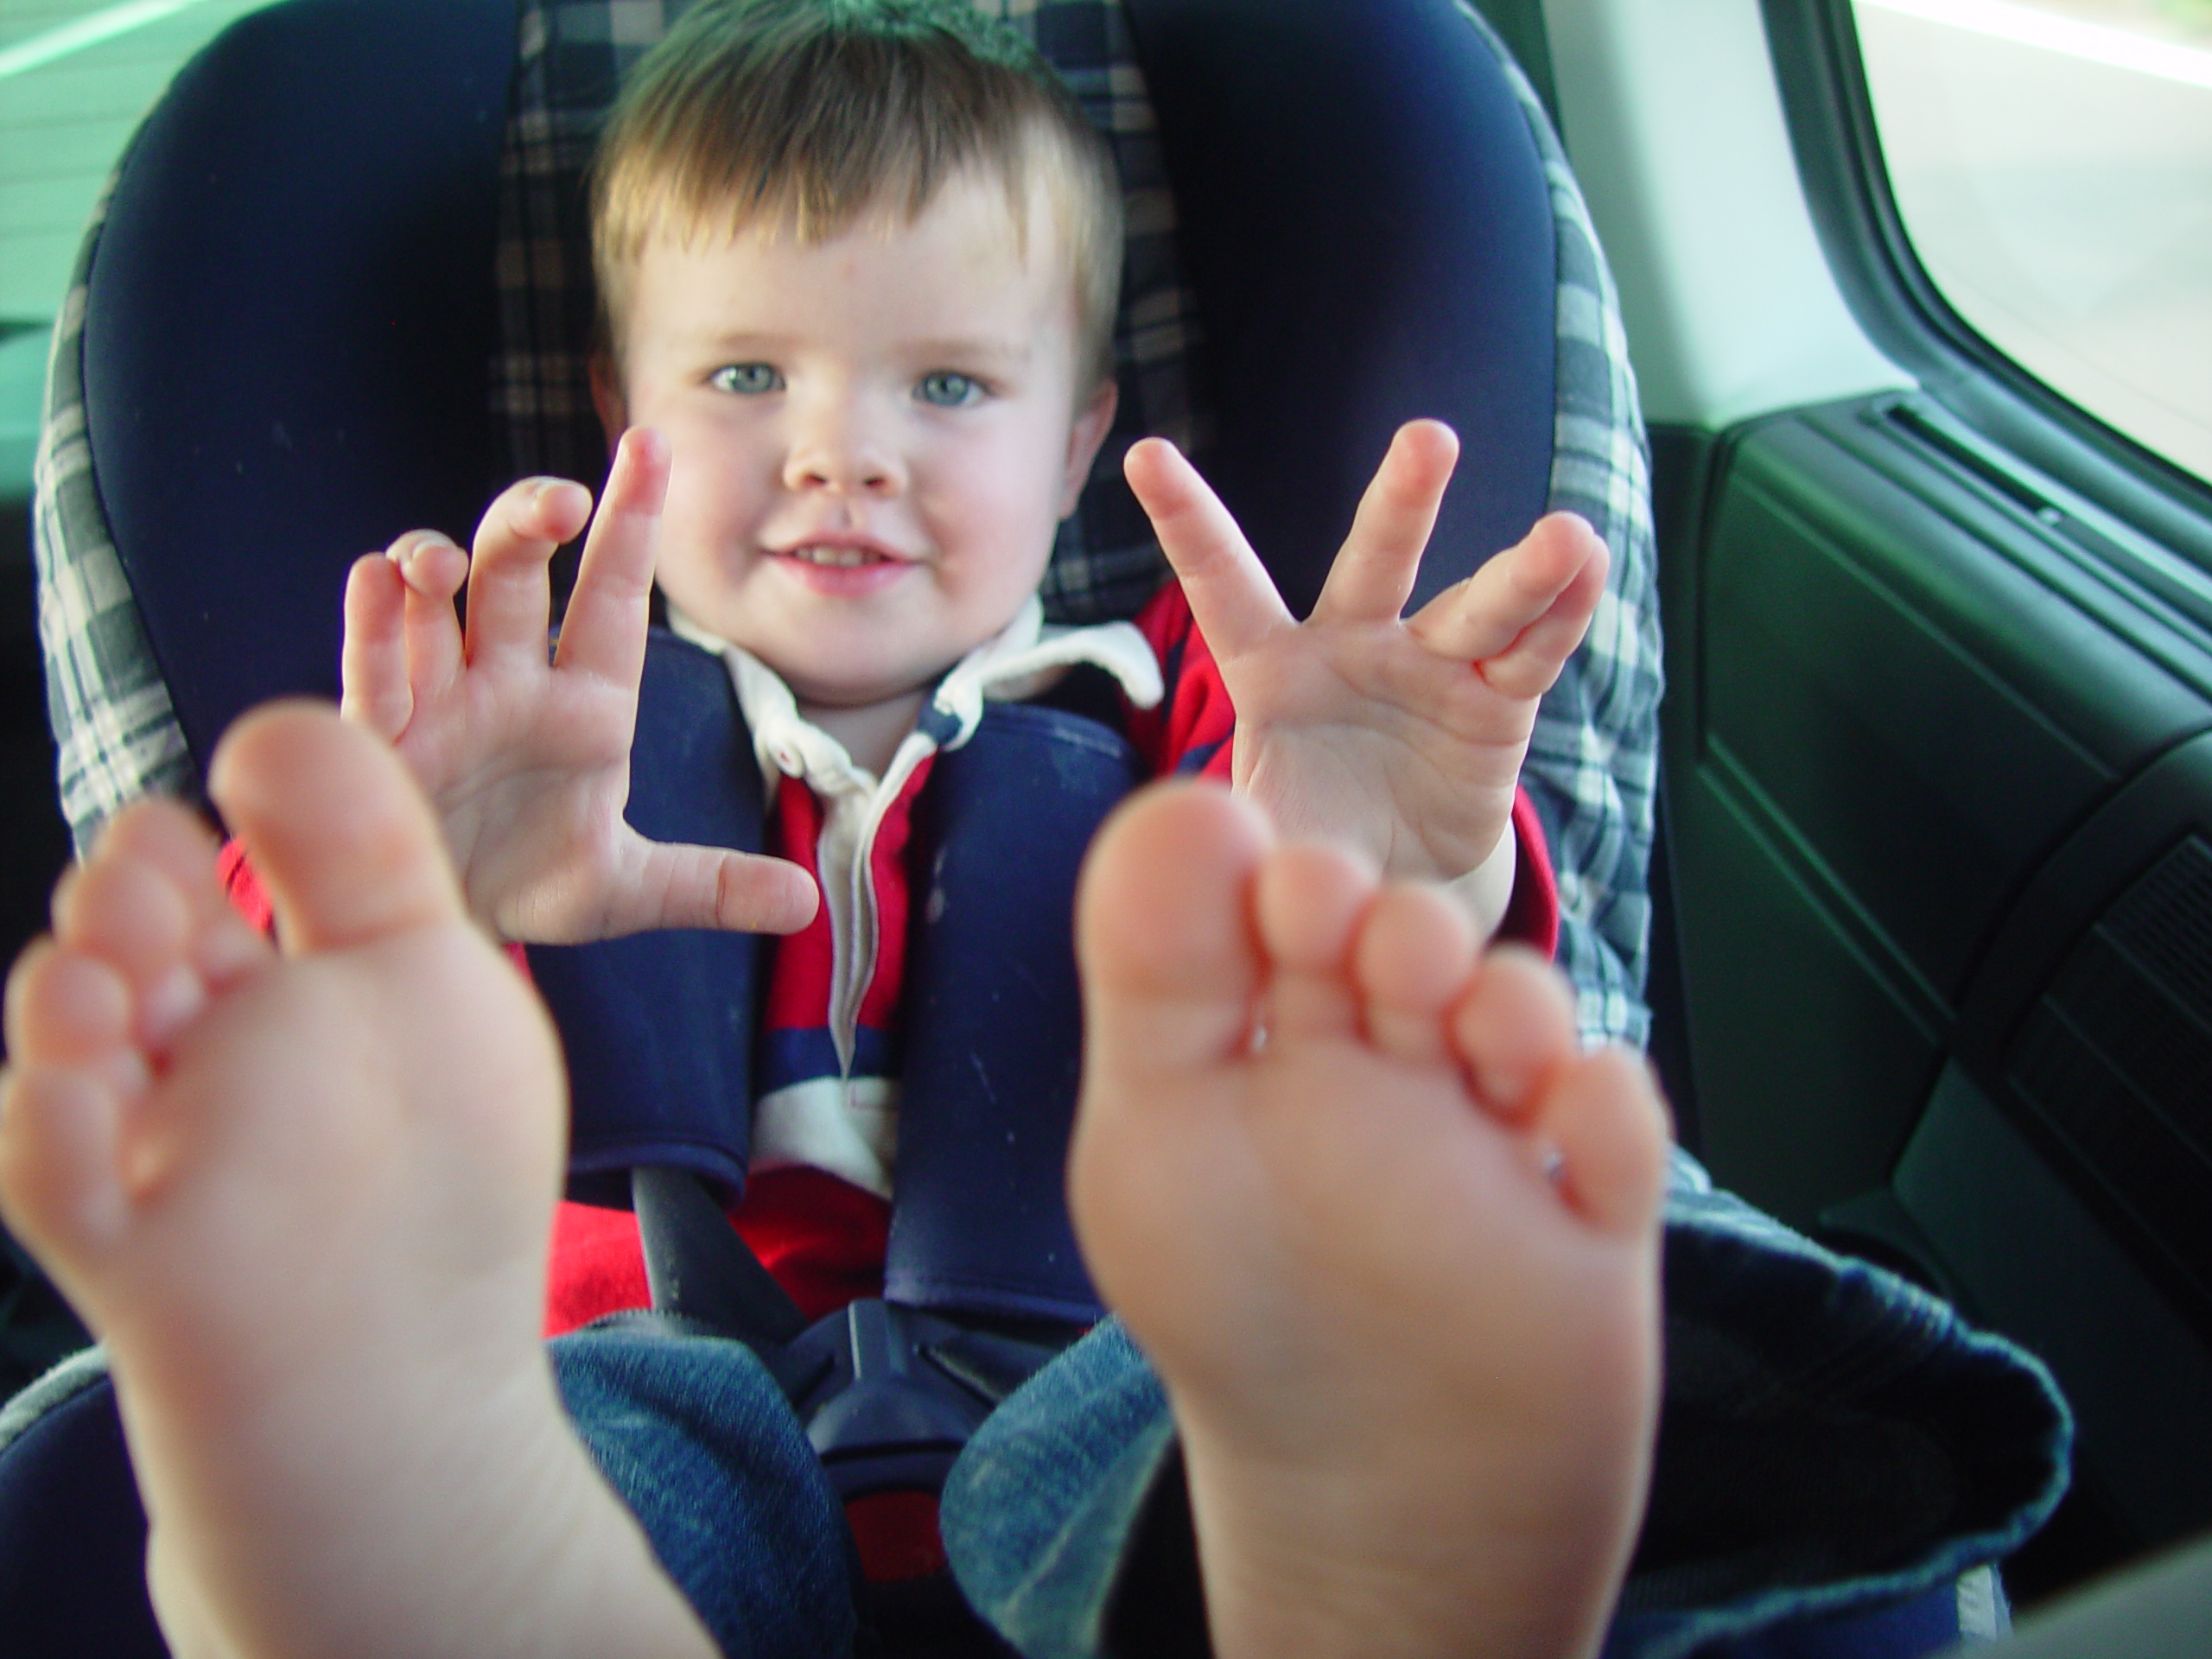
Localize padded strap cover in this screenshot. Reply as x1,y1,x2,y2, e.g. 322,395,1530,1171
531,633,768,1204
539,635,1135,1322
888,703,1143,1323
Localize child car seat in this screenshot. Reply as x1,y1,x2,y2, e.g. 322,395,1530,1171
4,0,1683,1654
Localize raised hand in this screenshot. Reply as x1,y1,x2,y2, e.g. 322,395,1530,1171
340,428,817,943
1126,422,1606,906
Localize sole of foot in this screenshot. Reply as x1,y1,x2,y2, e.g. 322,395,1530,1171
0,703,709,1659
1068,781,1669,1659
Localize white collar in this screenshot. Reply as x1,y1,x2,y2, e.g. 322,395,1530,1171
667,594,1163,799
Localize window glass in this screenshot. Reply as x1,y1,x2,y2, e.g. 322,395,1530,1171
0,0,278,327
1852,0,2212,482
0,1,278,498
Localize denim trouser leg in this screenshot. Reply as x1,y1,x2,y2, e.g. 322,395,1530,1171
938,1158,2074,1659
941,1319,1190,1659
0,1157,2069,1659
551,1316,855,1659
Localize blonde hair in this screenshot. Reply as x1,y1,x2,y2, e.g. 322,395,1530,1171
592,0,1123,387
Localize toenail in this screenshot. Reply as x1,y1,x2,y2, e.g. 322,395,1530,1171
1538,1142,1566,1186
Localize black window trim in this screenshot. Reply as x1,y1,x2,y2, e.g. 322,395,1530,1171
1757,0,2212,579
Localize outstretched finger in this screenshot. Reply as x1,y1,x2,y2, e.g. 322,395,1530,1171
1311,420,1459,625
340,553,413,739
601,842,818,939
1125,437,1289,664
465,474,594,674
367,530,473,713
1406,512,1606,695
1478,543,1608,700
553,427,669,690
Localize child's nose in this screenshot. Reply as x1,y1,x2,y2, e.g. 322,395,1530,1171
784,400,904,497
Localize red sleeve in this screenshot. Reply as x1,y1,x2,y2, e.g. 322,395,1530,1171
215,836,536,975
215,838,275,933
1498,788,1559,959
1122,581,1236,781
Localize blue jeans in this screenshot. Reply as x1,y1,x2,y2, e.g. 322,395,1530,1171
556,1159,2070,1659
0,1160,2070,1659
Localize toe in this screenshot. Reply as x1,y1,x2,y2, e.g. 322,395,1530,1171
1252,845,1375,1043
52,841,192,996
208,702,467,955
1541,1047,1671,1238
5,938,137,1077
1351,883,1475,1065
101,804,263,982
1449,944,1576,1122
53,837,226,1056
98,798,222,897
1077,781,1272,1083
0,1063,132,1275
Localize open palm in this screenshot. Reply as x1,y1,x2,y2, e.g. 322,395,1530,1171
1127,422,1608,887
339,429,816,944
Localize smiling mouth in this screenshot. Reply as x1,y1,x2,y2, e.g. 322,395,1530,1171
781,543,901,569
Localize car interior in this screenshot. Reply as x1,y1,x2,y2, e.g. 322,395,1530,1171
1,0,2208,1652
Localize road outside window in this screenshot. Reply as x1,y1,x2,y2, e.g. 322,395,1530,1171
1853,0,2212,483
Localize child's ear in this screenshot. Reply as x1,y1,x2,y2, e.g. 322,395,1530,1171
1058,379,1120,518
588,353,629,459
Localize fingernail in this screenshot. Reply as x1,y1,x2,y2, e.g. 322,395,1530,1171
392,531,449,566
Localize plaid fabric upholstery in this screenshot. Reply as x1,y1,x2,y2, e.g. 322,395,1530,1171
32,0,1661,1046
1459,2,1664,1048
30,173,196,847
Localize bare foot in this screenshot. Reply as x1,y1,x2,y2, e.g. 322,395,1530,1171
1068,782,1669,1659
0,705,713,1659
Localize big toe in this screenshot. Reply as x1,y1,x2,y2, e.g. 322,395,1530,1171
207,702,465,955
1077,781,1271,1081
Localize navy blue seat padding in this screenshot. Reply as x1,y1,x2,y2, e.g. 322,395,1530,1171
530,634,772,1206
0,1378,161,1659
1122,0,1555,619
538,632,1135,1325
888,702,1144,1323
85,0,514,773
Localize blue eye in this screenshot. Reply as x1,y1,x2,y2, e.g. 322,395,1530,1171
916,372,982,408
711,363,782,395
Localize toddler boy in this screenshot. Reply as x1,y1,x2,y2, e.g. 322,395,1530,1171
329,0,1606,1337
164,0,1624,1648
0,5,2069,1659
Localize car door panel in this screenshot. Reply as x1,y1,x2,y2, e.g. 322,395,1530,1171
1662,390,2212,1567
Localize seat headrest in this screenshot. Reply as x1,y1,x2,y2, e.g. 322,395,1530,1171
75,0,1556,763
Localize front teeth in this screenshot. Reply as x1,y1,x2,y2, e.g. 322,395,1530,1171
788,544,883,568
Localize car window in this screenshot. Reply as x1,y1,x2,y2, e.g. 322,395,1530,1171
1850,0,2212,484
1,0,280,508
3,0,282,322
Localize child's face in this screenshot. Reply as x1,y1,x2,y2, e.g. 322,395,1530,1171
596,168,1117,713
